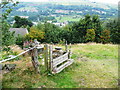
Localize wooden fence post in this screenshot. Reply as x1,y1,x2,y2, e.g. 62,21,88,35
49,45,53,73
31,47,40,73
44,44,48,71
68,43,72,59
30,39,40,73
65,41,68,52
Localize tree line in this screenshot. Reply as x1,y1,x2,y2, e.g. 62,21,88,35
2,15,120,47
12,15,119,46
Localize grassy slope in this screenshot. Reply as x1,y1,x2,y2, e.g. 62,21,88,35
2,43,118,88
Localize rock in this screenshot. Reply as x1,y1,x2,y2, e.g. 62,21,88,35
3,64,16,71
52,49,65,58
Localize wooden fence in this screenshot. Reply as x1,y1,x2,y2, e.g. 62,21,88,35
1,39,74,74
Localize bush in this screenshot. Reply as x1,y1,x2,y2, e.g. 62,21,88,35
15,35,25,46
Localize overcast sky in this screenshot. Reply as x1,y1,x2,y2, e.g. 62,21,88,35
16,0,119,4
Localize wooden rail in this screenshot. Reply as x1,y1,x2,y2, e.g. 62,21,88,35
53,59,74,74
52,52,69,68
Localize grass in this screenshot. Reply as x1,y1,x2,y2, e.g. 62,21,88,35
1,43,118,88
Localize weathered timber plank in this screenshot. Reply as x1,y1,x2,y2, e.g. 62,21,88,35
53,56,68,68
56,59,73,73
52,59,74,74
53,52,68,62
52,52,69,67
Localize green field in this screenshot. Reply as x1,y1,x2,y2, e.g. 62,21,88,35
2,43,118,88
56,16,81,22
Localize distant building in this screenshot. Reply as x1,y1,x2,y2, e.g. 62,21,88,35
47,21,52,23
53,22,61,27
53,21,68,27
32,22,38,25
9,28,29,37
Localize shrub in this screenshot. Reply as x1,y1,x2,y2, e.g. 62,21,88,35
15,35,25,47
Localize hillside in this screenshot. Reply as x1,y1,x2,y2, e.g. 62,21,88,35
6,0,118,23
2,43,118,88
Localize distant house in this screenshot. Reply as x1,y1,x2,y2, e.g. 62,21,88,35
9,28,29,37
32,22,38,25
53,21,68,27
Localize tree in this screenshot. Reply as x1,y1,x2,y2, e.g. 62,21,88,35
1,0,19,21
1,0,19,46
70,15,103,43
106,19,120,44
70,15,92,43
2,22,16,46
26,26,44,41
59,29,72,44
85,29,95,42
44,23,61,43
13,16,33,28
100,30,110,44
84,14,92,29
92,15,103,43
35,22,45,32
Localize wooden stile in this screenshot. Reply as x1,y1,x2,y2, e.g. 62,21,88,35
47,41,74,74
